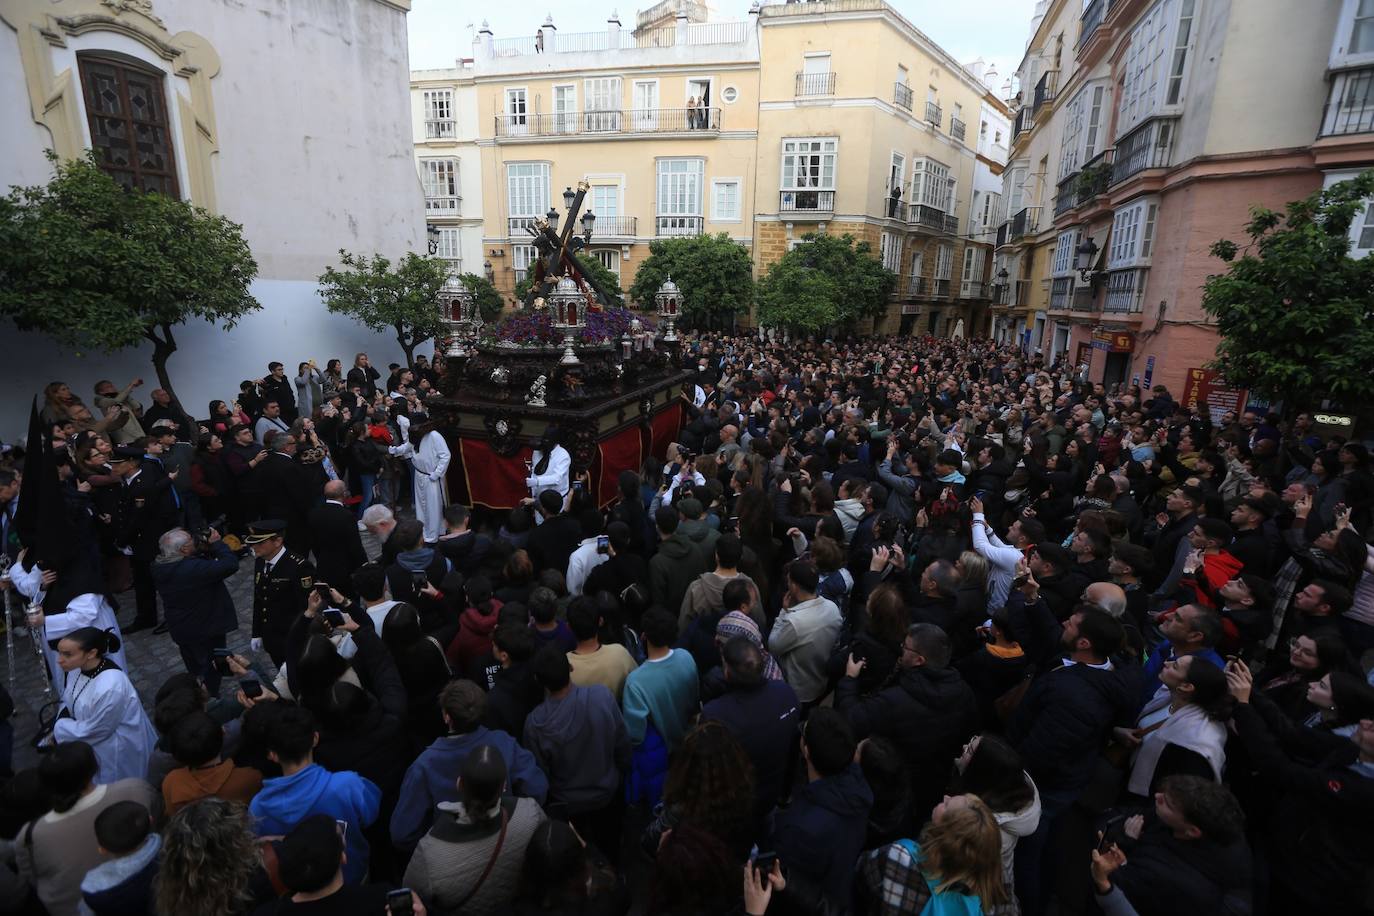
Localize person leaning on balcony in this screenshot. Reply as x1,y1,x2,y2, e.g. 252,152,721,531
535,27,544,53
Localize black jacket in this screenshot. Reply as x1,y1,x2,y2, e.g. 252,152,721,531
527,514,583,578
256,453,317,552
772,764,873,910
702,679,802,817
116,471,180,560
347,364,381,400
483,660,543,741
308,501,368,595
955,645,1033,726
1111,815,1252,916
251,549,315,653
150,540,240,644
1006,661,1138,793
835,665,979,813
258,375,297,421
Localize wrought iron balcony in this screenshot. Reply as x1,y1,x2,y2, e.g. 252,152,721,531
1104,269,1147,313
1054,149,1115,216
951,118,966,142
1079,0,1108,49
795,72,837,97
1112,117,1177,186
494,107,721,138
894,82,913,110
996,222,1009,247
1014,279,1032,307
591,215,637,238
1049,277,1074,311
1013,106,1035,140
1072,286,1098,312
656,216,704,237
1009,207,1040,241
1033,71,1058,112
930,278,952,299
1320,66,1374,137
926,101,942,128
908,204,958,234
961,281,985,299
779,189,835,215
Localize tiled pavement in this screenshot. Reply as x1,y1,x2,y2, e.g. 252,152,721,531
2,529,384,773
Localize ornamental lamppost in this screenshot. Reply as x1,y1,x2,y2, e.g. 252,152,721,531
655,276,681,344
549,274,587,364
439,274,478,358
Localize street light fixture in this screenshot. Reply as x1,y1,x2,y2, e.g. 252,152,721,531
580,209,596,240
1075,237,1101,284
439,274,477,358
426,224,440,256
562,186,577,211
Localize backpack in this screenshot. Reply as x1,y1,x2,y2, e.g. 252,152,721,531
893,839,985,916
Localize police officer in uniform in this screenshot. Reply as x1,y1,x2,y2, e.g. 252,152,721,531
112,444,181,634
244,519,314,667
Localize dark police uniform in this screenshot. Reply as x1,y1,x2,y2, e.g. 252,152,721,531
246,520,315,666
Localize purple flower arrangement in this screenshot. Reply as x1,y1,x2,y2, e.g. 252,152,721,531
489,306,655,346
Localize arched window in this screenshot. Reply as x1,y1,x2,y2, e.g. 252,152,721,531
77,53,180,196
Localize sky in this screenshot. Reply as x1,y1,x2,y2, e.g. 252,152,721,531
407,0,1041,88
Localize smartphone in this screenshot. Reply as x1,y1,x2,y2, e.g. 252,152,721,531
322,609,346,627
1012,573,1030,589
240,677,263,699
596,534,609,554
314,583,333,604
410,570,427,593
574,480,584,492
1098,813,1127,852
752,851,783,880
385,888,414,916
212,647,233,675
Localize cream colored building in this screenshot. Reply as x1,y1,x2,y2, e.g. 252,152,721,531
413,0,1009,333
411,66,484,276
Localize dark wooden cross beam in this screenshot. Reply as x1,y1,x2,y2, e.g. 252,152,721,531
521,181,617,309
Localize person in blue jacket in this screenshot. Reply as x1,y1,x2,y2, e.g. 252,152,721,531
389,679,548,853
249,705,381,885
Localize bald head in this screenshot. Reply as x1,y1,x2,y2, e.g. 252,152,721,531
1084,582,1128,619
721,425,739,444
323,480,348,501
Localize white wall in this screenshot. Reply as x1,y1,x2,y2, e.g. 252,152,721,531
0,0,429,438
0,279,430,438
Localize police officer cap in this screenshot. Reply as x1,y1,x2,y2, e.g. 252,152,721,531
110,445,143,462
244,519,287,545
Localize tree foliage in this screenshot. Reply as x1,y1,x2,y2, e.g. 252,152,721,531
1201,170,1374,407
515,251,624,307
627,233,754,327
0,152,259,406
755,233,897,332
459,273,506,323
318,250,451,365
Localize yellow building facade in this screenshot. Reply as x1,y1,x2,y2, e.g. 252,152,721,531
414,1,1008,333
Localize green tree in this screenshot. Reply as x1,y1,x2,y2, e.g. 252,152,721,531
514,252,624,307
755,233,897,332
0,152,259,409
459,273,506,323
318,250,451,366
1201,170,1374,407
627,233,754,328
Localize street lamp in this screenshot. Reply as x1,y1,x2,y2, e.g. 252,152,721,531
483,259,494,283
1075,237,1100,284
426,224,440,256
562,186,577,211
546,205,559,223
581,209,596,241
549,274,586,365
656,276,681,344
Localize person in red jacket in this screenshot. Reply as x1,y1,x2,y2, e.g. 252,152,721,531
446,575,503,679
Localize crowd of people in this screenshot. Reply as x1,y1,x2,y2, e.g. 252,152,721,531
0,330,1372,916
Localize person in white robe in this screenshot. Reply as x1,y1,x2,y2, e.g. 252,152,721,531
527,443,571,505
390,425,452,543
9,551,126,692
47,627,157,783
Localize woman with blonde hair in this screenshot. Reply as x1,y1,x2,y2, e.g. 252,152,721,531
861,792,1008,914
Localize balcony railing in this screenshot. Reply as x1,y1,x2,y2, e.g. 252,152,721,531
926,101,942,127
930,278,952,299
495,107,721,138
908,204,959,234
1072,286,1097,312
779,189,835,215
1009,206,1041,241
1054,148,1116,216
1033,71,1058,112
590,215,637,237
1320,66,1374,137
1013,106,1035,140
508,216,540,236
1049,277,1074,311
1104,269,1147,313
425,195,460,217
488,20,747,57
1079,0,1108,49
996,223,1009,247
796,72,837,97
424,119,456,140
1014,279,1032,307
951,117,966,142
656,216,704,237
960,281,985,299
894,82,913,110
1112,117,1177,186
885,199,908,221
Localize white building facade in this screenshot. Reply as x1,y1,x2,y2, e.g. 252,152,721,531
0,0,427,437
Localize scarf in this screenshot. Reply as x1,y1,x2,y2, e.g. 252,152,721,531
937,469,966,485
715,611,782,681
1127,703,1226,796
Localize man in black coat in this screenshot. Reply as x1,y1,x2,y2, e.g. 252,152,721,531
1028,541,1081,621
965,441,1013,524
150,527,239,692
112,444,182,633
525,489,582,577
258,361,297,423
835,622,979,823
255,435,316,555
245,519,316,666
308,480,367,598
